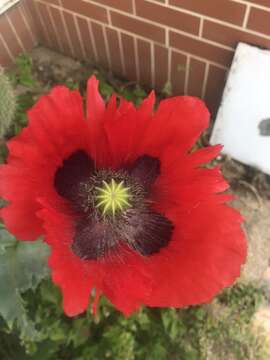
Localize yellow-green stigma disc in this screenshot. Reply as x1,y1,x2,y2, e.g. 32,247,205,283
95,179,131,216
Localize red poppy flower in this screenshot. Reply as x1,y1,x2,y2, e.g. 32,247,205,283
0,76,246,316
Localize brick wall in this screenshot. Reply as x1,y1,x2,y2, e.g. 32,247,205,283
0,0,37,67
1,0,270,114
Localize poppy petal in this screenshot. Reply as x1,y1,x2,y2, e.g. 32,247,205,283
38,204,95,316
0,75,246,317
141,96,210,157
37,200,152,316
0,86,90,240
103,91,155,167
86,76,105,122
145,202,246,307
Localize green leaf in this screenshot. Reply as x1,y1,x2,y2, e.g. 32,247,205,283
0,226,50,338
0,223,17,253
133,86,147,99
14,54,35,88
161,81,172,96
65,79,79,91
99,82,114,100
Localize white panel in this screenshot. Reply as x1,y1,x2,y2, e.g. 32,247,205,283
211,42,270,175
0,0,20,15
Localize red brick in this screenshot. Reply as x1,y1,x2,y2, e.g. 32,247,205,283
90,0,133,13
77,17,95,62
154,44,168,91
91,22,109,69
111,11,165,44
137,39,152,86
7,5,34,52
38,2,59,50
0,14,23,57
46,0,60,4
244,0,270,7
205,65,227,117
121,33,137,81
36,3,52,45
170,31,234,66
203,20,270,50
25,0,47,43
61,0,108,23
21,0,38,39
106,28,123,76
188,58,205,98
50,6,73,57
0,36,13,67
247,8,270,37
171,51,187,95
63,11,84,60
135,0,200,35
20,0,38,43
169,0,246,25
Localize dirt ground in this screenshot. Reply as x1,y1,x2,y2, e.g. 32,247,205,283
221,159,270,284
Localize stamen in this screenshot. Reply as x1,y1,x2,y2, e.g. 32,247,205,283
54,151,173,259
95,179,131,216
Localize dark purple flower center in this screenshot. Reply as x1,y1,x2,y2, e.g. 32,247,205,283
54,151,173,260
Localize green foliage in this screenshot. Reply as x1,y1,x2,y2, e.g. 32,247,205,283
11,92,35,136
118,85,147,106
0,323,31,360
9,54,35,88
65,79,79,91
0,67,17,138
0,282,264,360
0,224,50,341
94,71,147,106
4,54,36,138
161,81,172,97
17,282,206,359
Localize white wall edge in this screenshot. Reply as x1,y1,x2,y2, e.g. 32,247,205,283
0,0,21,16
